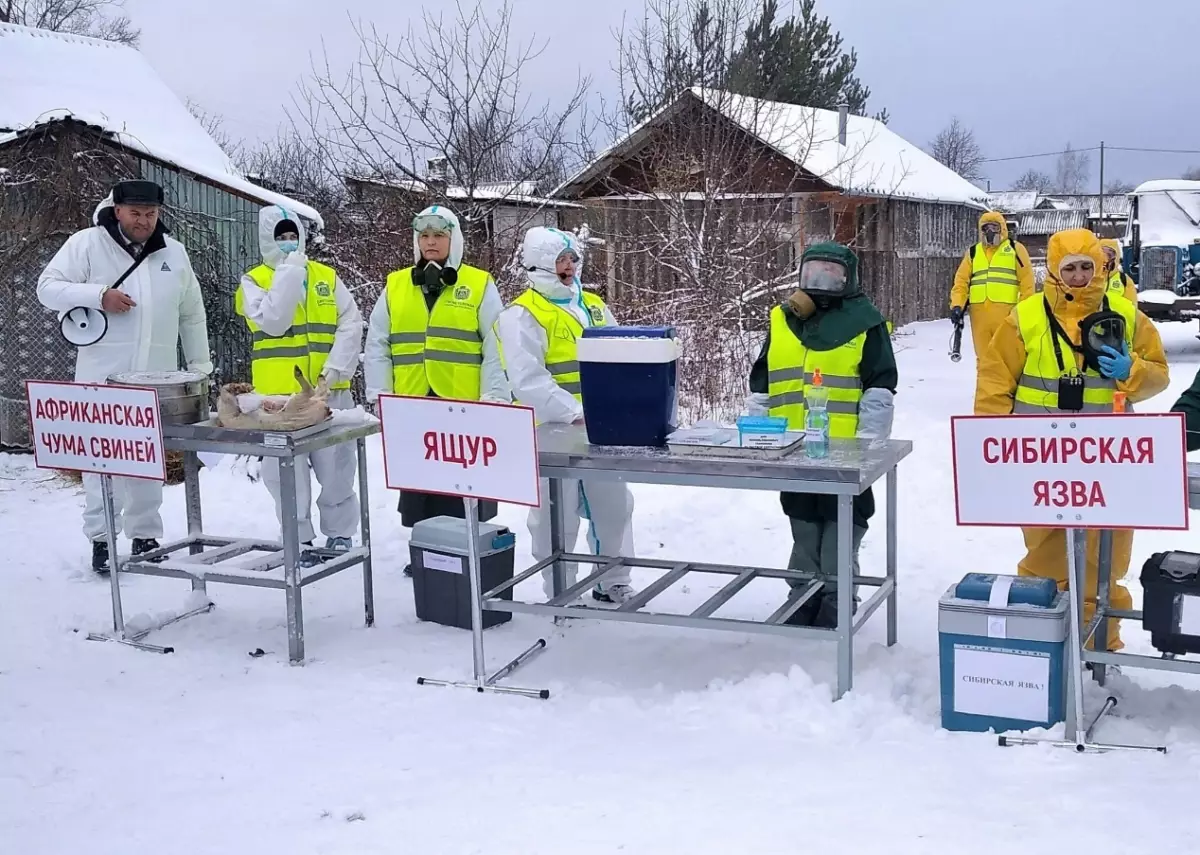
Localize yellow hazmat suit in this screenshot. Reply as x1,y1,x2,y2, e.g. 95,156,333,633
974,229,1169,649
1100,237,1138,303
951,211,1036,361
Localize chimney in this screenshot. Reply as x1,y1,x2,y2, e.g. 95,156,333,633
426,156,448,195
837,102,848,146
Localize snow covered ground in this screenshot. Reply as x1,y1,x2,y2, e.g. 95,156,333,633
5,319,1200,854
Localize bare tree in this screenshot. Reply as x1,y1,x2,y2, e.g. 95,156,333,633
1104,178,1135,194
295,0,588,227
0,0,138,45
1054,143,1091,194
1183,166,1200,181
1010,168,1054,192
929,117,984,182
184,99,242,162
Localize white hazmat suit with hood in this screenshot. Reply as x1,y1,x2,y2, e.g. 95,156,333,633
37,194,212,543
237,206,364,546
494,227,636,602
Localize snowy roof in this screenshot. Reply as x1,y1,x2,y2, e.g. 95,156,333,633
554,88,989,208
1133,179,1200,195
345,175,582,208
0,23,323,228
987,191,1038,213
1011,209,1087,236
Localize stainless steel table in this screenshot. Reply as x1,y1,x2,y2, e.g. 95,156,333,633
481,425,913,700
97,419,380,663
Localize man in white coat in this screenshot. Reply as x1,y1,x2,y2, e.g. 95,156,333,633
236,206,363,567
37,180,213,573
494,226,637,605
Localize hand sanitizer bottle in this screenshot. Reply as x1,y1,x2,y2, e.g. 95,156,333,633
805,368,830,459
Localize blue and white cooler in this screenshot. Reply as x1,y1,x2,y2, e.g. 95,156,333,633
577,326,678,446
938,573,1068,733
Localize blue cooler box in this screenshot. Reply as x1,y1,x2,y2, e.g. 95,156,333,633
578,326,678,446
938,573,1068,733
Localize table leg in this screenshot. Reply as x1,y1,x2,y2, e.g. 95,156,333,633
1093,530,1113,684
549,478,566,599
886,467,898,647
279,456,305,664
183,452,206,597
356,437,375,628
835,493,853,701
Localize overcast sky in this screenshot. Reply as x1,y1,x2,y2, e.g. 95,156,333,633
126,0,1200,190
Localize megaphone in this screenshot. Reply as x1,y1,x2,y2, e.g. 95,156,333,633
59,306,109,346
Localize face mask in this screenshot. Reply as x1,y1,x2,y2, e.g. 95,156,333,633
276,240,299,255
982,226,1001,246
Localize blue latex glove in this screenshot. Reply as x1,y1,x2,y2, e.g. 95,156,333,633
1097,343,1132,381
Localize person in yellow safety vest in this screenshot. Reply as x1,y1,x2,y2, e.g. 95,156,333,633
949,211,1035,362
746,242,898,627
975,228,1169,651
493,226,637,605
236,205,364,568
1100,238,1138,303
363,205,510,576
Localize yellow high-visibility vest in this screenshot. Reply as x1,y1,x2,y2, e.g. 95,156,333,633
235,261,350,395
1012,293,1136,413
385,264,489,399
497,287,609,403
969,241,1021,305
765,305,864,438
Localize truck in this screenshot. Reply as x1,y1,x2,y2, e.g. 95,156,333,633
1122,179,1200,324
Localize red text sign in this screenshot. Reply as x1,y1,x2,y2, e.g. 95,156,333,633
378,396,540,507
951,413,1188,529
26,380,166,481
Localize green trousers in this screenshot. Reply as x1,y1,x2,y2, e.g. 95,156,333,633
787,518,868,591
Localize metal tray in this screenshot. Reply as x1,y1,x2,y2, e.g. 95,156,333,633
665,427,806,460
161,417,333,445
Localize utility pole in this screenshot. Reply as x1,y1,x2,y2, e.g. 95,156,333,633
1099,140,1105,226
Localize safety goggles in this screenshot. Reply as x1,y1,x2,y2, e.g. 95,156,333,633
798,259,848,294
556,249,580,264
981,224,1002,236
413,212,455,235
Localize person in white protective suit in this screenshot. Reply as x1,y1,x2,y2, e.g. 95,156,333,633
493,227,637,605
363,205,510,575
36,180,213,574
235,206,364,567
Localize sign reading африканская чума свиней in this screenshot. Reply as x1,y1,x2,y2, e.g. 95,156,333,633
26,380,166,481
950,413,1188,530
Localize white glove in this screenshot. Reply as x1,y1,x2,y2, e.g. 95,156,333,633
743,393,770,417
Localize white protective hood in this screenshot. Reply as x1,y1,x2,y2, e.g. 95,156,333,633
412,204,465,270
258,204,309,269
521,226,584,301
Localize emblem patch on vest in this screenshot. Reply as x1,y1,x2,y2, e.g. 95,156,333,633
315,282,331,297
454,286,470,301
588,305,604,323
160,262,171,271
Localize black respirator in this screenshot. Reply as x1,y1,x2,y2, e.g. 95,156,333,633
1078,310,1126,375
413,261,458,290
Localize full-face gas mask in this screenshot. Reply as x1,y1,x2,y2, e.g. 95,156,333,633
981,222,1002,246
1079,310,1127,375
412,211,459,291
798,258,849,310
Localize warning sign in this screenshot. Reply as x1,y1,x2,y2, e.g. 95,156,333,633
26,380,166,481
951,413,1188,530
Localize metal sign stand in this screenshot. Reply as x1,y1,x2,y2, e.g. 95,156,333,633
86,474,212,654
999,528,1165,754
416,497,550,700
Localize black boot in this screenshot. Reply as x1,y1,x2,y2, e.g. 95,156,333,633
403,564,413,577
812,590,859,630
783,595,821,627
91,540,110,575
131,538,165,563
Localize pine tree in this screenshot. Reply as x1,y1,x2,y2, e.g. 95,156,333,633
729,0,885,121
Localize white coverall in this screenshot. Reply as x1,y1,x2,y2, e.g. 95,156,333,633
493,227,635,599
238,206,364,544
37,195,213,542
363,205,510,405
